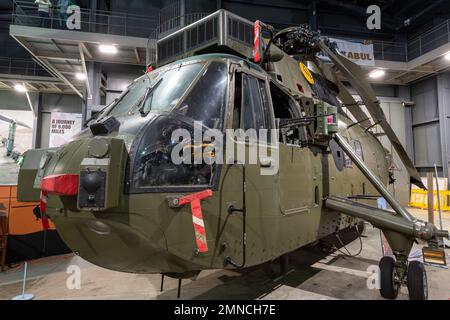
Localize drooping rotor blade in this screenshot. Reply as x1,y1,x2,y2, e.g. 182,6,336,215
0,114,32,129
313,57,372,127
335,79,373,128
317,40,425,189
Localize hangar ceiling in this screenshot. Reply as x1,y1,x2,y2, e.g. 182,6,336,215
3,0,450,96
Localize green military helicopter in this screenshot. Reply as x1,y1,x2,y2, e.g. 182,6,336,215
17,10,448,300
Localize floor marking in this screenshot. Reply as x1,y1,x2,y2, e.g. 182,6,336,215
260,285,337,300
311,262,371,278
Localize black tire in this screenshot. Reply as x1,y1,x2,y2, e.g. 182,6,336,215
407,261,428,300
379,256,400,299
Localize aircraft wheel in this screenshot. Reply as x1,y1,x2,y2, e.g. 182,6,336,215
407,261,428,300
379,256,400,299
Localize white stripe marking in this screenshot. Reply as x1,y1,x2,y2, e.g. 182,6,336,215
192,216,205,228
311,262,372,278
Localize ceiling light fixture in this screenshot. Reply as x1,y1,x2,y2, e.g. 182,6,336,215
14,84,27,93
369,69,385,79
75,72,86,80
98,44,118,54
445,52,450,60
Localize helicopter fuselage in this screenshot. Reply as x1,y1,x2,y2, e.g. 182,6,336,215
20,54,389,275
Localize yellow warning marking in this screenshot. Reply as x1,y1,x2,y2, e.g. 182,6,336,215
300,62,315,85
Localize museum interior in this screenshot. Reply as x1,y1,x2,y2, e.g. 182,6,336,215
0,0,449,301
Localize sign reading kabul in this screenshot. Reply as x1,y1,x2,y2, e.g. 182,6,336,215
318,38,375,66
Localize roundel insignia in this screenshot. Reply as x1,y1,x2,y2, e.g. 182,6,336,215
300,62,315,85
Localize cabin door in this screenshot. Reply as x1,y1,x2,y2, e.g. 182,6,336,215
219,70,278,267
268,82,314,215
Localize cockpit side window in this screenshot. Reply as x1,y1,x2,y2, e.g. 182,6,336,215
233,73,270,136
269,82,303,144
258,79,273,131
270,82,297,120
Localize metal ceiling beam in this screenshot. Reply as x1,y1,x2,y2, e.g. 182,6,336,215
12,37,61,80
36,51,143,65
24,84,36,115
400,0,446,29
10,25,149,49
10,34,84,98
0,80,11,88
49,83,63,92
79,42,93,59
36,51,82,62
0,73,62,84
79,43,92,100
25,82,38,91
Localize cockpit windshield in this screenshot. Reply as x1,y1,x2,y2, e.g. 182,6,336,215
104,61,205,119
102,60,228,132
133,62,204,115
127,60,229,193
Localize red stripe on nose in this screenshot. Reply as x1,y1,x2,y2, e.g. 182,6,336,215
41,174,79,196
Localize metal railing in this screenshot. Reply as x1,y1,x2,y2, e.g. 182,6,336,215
12,0,450,64
407,19,450,60
146,12,209,66
0,57,48,77
373,19,450,62
372,40,408,62
11,0,159,38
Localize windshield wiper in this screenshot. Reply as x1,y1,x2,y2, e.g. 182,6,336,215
139,78,162,117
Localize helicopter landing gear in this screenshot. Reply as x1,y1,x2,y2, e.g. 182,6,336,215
379,256,401,299
159,274,182,299
160,271,200,299
379,256,429,300
407,261,428,300
160,274,165,292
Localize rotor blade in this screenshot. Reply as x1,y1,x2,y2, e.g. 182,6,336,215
313,56,372,127
318,40,425,189
335,79,373,128
0,114,32,129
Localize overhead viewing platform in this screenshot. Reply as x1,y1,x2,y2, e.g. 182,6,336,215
9,0,450,93
354,20,450,85
9,0,159,98
0,57,68,93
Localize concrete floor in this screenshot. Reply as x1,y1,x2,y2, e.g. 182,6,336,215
0,208,449,300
